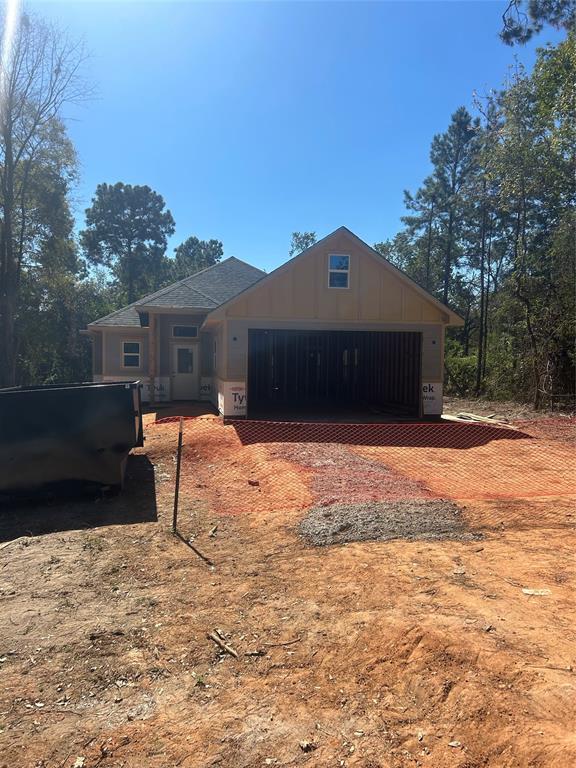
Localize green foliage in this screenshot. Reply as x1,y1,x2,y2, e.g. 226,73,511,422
0,11,87,386
501,0,575,45
289,231,317,257
444,339,477,396
400,108,481,306
173,236,223,280
388,37,575,408
80,182,175,304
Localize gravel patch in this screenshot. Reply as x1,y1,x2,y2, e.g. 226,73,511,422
299,499,481,546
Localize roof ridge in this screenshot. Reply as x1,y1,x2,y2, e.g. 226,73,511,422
225,255,266,274
184,256,266,304
132,257,234,306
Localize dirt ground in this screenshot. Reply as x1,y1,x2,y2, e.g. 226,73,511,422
0,400,575,768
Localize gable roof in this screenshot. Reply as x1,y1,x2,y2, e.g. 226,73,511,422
88,257,266,328
205,226,465,326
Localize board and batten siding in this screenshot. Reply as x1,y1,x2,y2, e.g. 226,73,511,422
223,319,443,382
224,231,449,325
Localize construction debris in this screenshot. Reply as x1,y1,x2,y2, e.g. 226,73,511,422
442,411,518,430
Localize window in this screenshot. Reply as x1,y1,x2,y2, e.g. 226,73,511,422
172,325,198,338
328,254,350,288
122,341,141,368
139,312,149,328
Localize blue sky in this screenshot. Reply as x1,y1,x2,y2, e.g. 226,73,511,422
33,1,562,272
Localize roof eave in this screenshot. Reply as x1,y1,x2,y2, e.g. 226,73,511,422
138,304,216,313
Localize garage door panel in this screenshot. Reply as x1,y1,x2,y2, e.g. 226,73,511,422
248,329,422,418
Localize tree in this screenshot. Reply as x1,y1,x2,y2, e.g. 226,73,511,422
172,236,223,280
289,231,316,257
0,10,86,387
80,182,175,304
501,0,575,44
382,36,575,407
401,177,441,293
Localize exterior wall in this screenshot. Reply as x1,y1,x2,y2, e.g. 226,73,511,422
224,319,443,381
102,328,149,377
93,332,103,376
213,318,445,417
209,233,449,416
96,328,164,402
157,313,207,376
98,314,213,402
225,231,448,325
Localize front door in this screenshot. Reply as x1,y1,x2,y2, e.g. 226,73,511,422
171,344,199,400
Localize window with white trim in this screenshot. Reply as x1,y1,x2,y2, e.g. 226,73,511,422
122,341,141,368
328,254,350,288
172,325,198,338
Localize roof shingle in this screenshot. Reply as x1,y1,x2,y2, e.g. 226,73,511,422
89,257,265,327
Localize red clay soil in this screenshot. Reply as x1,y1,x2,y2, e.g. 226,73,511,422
354,424,574,501
0,413,574,768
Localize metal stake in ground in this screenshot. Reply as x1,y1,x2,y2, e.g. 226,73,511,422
172,417,183,534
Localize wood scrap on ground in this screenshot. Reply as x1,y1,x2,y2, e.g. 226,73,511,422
442,411,519,430
207,630,238,658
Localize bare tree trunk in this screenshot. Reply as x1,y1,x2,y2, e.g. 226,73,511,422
0,13,86,387
482,225,492,381
0,126,17,387
443,210,454,306
513,191,541,409
127,242,134,304
425,197,435,292
475,188,488,394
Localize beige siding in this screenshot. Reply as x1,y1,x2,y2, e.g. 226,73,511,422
200,331,214,375
102,329,149,377
214,323,226,379
223,318,443,382
157,313,206,376
93,332,103,376
226,231,447,324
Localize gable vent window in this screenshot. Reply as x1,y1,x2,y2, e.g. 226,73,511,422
172,325,198,338
328,254,350,288
139,312,149,327
122,341,141,368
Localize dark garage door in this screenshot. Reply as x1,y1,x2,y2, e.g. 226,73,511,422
247,329,422,419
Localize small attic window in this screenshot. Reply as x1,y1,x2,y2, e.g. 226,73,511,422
328,254,350,288
139,312,149,327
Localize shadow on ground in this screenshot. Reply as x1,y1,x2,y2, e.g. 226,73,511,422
229,420,533,449
0,455,157,543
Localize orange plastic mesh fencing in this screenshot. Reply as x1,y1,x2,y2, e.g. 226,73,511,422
150,416,575,505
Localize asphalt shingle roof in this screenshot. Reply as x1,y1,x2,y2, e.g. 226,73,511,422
89,257,265,327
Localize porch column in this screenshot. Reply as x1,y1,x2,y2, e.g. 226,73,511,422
149,313,157,405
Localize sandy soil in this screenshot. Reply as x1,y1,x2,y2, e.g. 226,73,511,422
0,406,575,768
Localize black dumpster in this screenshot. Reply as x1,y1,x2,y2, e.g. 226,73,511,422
0,381,144,495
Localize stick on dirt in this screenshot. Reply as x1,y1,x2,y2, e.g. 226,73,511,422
264,636,302,647
207,631,238,658
172,417,184,534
